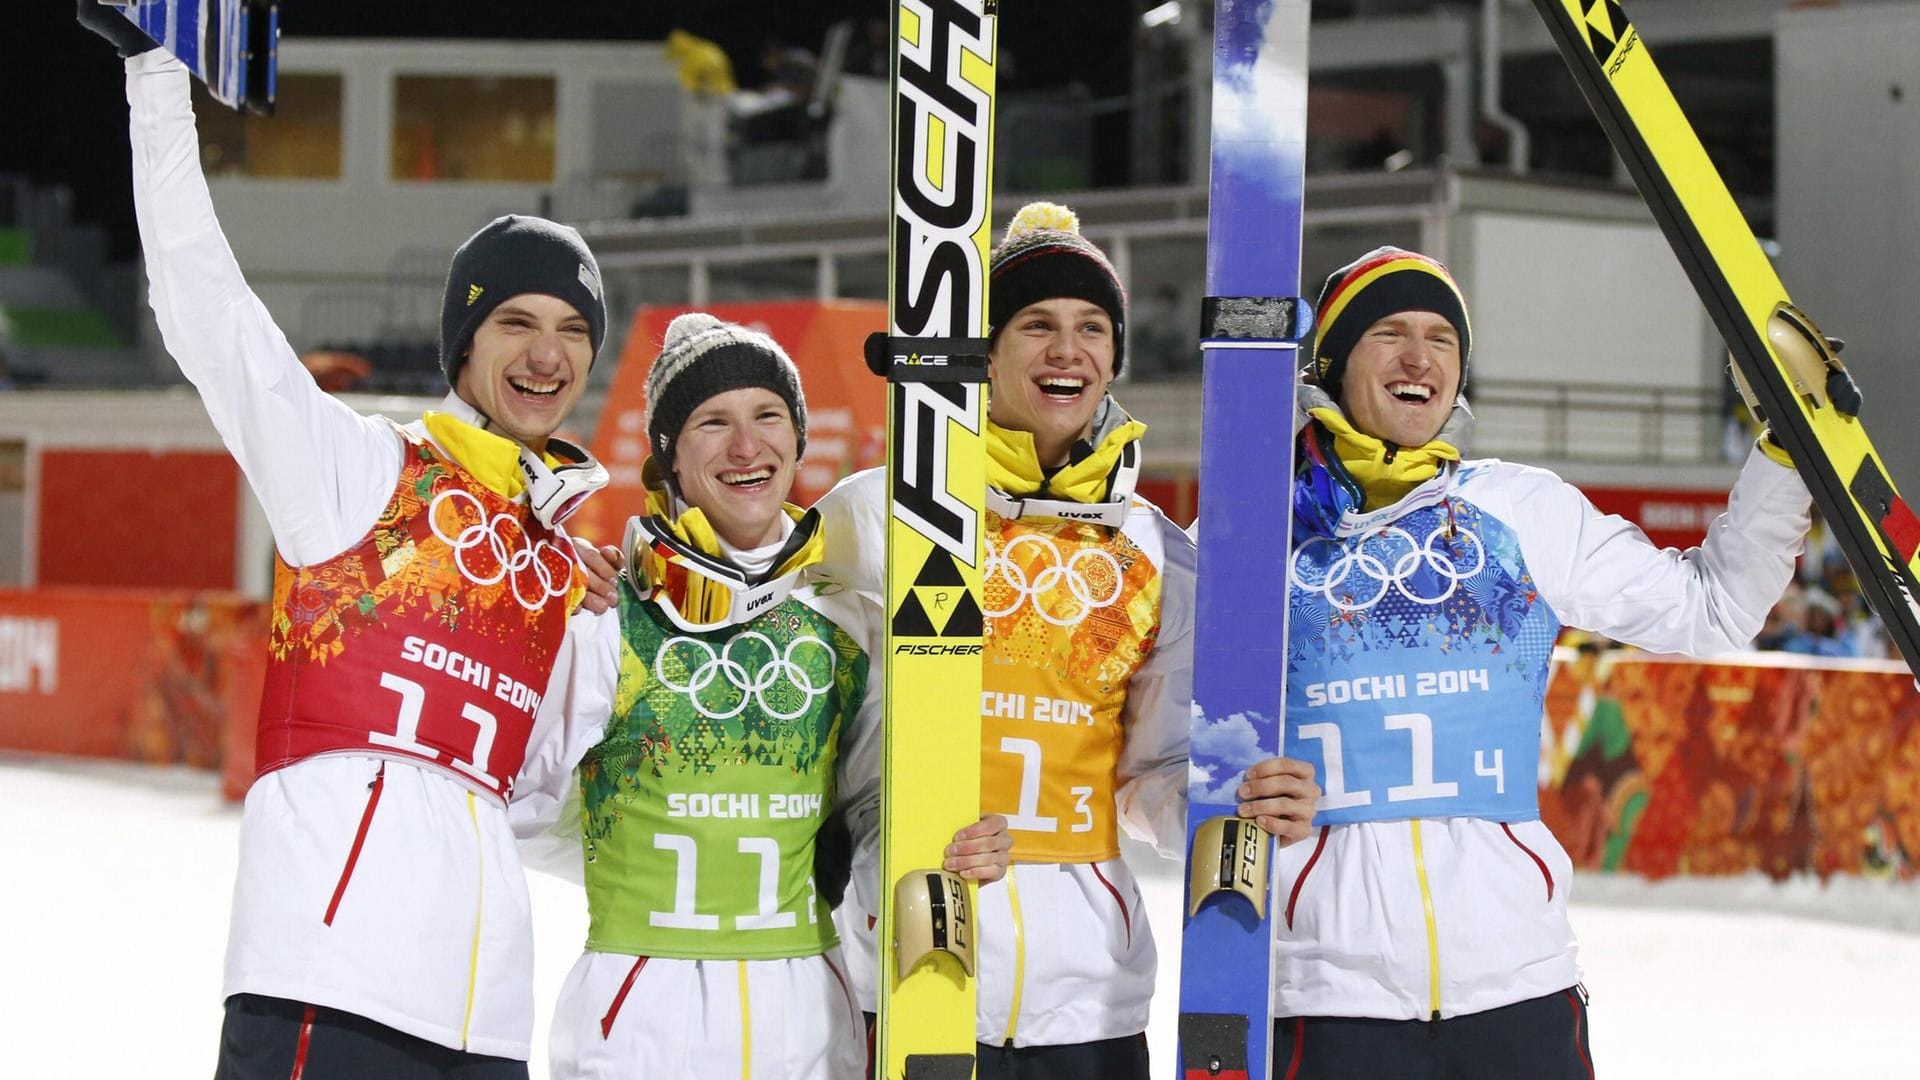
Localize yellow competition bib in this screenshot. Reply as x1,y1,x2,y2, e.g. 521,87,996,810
978,511,1162,862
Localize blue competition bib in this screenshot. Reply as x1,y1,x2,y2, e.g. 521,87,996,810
1284,495,1559,824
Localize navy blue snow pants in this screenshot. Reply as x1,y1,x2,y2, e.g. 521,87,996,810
1271,986,1594,1080
213,993,528,1080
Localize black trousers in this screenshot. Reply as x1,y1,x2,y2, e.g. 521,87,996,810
1272,986,1595,1080
864,1013,1149,1080
213,994,528,1080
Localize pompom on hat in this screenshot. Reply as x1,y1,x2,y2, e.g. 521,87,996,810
1311,246,1472,395
642,313,807,480
988,202,1129,375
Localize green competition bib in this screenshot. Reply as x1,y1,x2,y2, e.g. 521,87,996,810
580,585,868,959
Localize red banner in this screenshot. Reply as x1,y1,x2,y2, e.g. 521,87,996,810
37,449,241,590
572,300,889,549
1576,485,1730,551
0,587,267,799
1540,650,1920,879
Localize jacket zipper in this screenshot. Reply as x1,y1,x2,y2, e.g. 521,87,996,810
323,763,385,926
460,790,483,1048
1001,867,1028,1047
1409,818,1443,1022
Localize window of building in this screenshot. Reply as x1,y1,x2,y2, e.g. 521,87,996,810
194,73,344,179
391,75,556,183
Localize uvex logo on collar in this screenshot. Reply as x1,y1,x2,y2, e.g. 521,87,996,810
519,437,608,529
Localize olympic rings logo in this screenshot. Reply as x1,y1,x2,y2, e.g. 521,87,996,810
1291,524,1485,613
428,489,576,611
983,533,1125,627
654,632,837,721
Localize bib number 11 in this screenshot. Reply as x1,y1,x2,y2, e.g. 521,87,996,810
1297,711,1505,810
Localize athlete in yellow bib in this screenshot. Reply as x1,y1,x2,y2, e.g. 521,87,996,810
823,203,1207,1079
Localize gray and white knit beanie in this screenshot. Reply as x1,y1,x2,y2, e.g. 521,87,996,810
643,312,807,474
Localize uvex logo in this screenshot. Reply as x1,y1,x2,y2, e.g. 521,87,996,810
890,0,994,567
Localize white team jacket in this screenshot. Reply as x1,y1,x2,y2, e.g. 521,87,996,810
814,467,1195,1048
127,53,617,1059
1275,448,1810,1022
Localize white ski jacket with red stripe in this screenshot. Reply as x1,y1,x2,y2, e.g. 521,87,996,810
126,52,617,1059
1274,444,1809,1022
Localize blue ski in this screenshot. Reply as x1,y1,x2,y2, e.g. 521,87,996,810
1177,2,1312,1078
106,0,279,114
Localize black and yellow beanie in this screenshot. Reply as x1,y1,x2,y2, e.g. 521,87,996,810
988,202,1128,375
643,313,807,475
1312,246,1471,394
439,214,608,385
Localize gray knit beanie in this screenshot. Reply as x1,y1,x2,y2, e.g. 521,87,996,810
643,313,808,475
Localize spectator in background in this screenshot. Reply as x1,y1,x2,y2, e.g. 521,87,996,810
665,29,737,98
841,18,890,79
760,38,819,104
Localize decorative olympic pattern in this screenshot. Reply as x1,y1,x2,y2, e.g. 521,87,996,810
429,489,577,610
1291,523,1486,612
983,532,1125,627
654,632,838,721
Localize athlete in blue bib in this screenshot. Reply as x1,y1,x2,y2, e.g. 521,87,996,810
1244,248,1815,1078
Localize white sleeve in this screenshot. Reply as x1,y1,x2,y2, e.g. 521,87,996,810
509,607,619,881
1499,447,1811,655
836,610,887,919
126,53,399,565
1114,512,1196,860
814,470,899,916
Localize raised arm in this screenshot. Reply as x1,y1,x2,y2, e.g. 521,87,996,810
1504,447,1812,654
125,51,400,564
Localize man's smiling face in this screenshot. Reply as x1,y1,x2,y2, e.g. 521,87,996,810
455,292,593,453
1338,310,1461,448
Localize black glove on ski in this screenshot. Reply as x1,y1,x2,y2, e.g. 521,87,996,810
813,806,854,912
1819,335,1864,418
76,0,159,58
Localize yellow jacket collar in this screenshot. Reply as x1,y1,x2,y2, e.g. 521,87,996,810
1306,405,1461,512
639,466,823,576
422,411,531,499
985,397,1146,511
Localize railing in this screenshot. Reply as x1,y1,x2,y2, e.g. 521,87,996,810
1469,379,1729,464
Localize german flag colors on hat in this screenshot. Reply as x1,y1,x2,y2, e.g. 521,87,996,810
1312,246,1471,394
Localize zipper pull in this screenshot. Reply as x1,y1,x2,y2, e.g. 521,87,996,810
1383,440,1400,464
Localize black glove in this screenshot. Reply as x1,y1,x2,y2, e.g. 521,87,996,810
76,0,159,58
813,806,854,911
1820,335,1864,418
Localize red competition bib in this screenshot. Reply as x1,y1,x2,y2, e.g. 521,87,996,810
255,433,585,801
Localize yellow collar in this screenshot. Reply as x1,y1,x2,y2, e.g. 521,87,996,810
985,410,1146,507
641,479,823,575
421,411,576,500
1307,405,1461,512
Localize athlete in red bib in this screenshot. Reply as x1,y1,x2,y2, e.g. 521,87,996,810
84,5,620,1075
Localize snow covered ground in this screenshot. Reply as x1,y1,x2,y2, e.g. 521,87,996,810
9,755,1919,1079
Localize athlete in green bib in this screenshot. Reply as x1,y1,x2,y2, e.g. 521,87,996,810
515,314,1011,1080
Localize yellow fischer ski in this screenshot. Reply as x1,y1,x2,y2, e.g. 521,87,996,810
1532,0,1920,671
863,2,998,1076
